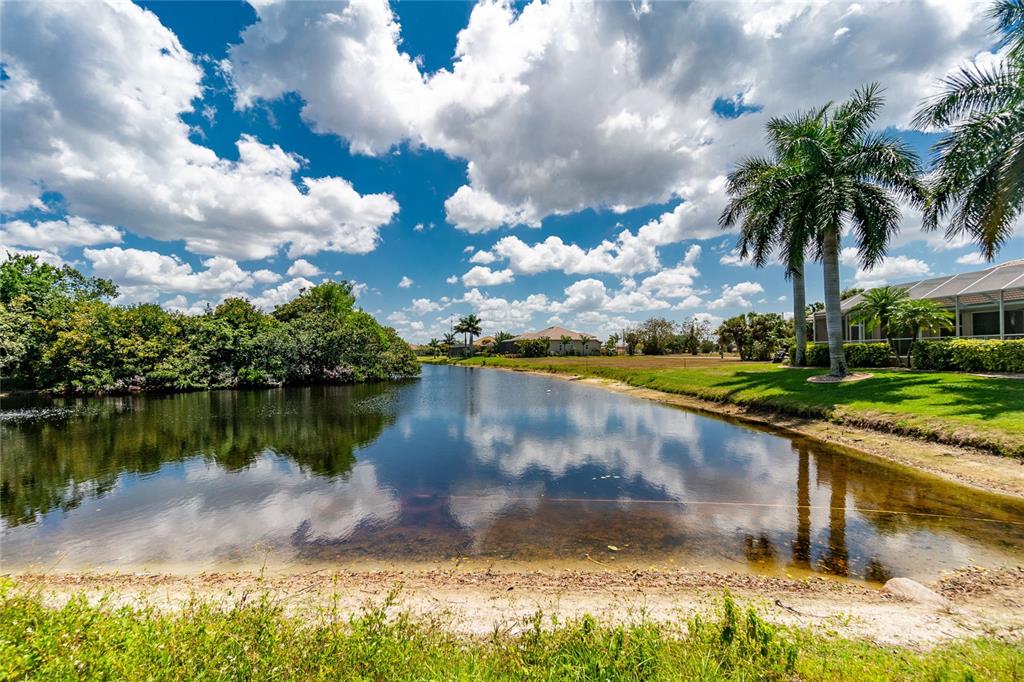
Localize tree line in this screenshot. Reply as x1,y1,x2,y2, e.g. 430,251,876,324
720,0,1022,376
0,254,419,394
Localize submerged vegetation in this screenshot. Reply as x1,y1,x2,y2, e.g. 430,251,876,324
2,586,1020,681
0,254,418,394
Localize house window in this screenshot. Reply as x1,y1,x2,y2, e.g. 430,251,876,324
972,311,1000,336
1007,309,1024,335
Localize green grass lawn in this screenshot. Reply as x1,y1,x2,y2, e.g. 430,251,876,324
3,587,1021,681
416,355,450,365
452,356,1024,457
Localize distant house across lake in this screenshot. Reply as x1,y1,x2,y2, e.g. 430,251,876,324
501,326,603,356
812,258,1024,353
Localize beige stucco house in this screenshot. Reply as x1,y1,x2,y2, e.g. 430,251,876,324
502,326,603,356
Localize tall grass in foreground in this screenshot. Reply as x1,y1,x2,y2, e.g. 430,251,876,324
0,587,1020,680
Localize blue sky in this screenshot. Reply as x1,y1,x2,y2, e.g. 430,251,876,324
1,0,1020,342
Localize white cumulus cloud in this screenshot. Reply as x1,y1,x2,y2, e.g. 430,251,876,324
1,1,399,260
461,266,515,287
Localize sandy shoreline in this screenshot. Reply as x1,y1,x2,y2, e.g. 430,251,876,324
467,364,1024,500
10,567,1023,647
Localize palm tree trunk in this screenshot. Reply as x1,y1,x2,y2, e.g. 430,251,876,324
821,229,848,377
881,319,895,367
906,328,919,368
792,264,807,367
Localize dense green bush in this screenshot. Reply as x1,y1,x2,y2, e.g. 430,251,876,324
912,339,1024,372
516,338,550,357
717,312,793,361
0,254,419,394
794,342,893,368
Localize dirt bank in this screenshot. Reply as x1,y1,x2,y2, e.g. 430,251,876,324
475,365,1024,500
11,567,1023,648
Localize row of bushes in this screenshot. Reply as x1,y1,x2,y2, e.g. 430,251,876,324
789,339,1024,372
791,343,893,368
912,339,1024,373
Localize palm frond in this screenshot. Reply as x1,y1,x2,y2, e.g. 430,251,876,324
990,0,1024,61
849,182,901,269
830,82,884,147
912,61,1021,130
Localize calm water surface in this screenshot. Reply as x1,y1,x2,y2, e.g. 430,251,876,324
3,365,1023,582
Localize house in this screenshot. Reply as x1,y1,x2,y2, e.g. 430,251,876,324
500,326,603,356
473,335,497,349
811,258,1024,354
446,343,472,358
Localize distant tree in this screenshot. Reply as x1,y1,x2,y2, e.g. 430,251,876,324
272,281,355,321
0,254,418,393
891,299,955,367
0,299,33,376
603,333,620,355
0,254,118,386
623,328,642,356
455,313,482,352
639,317,677,355
840,287,865,301
0,253,117,310
427,338,442,356
716,312,792,361
678,317,713,355
442,332,457,352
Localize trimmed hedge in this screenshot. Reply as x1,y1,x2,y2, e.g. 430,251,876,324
791,342,893,368
912,339,1024,373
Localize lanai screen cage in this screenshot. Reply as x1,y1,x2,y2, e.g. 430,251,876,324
819,259,1024,354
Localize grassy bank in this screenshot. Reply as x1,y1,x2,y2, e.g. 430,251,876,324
416,355,450,365
454,356,1024,457
2,587,1021,681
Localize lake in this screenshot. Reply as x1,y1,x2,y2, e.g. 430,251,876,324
3,364,1023,582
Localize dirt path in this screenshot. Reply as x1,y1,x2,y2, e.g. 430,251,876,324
12,567,1023,647
477,366,1024,499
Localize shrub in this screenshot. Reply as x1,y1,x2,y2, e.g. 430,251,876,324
792,342,893,368
516,338,550,358
912,339,1024,373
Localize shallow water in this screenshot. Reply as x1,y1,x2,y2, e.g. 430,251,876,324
2,365,1023,582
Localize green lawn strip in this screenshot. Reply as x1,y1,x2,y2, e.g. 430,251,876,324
456,358,1024,457
416,356,450,365
2,587,1020,681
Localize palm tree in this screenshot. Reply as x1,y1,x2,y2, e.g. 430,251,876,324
558,334,573,356
578,334,594,355
427,338,442,357
442,332,457,353
769,85,926,377
720,131,812,366
912,1,1024,260
891,299,955,368
457,314,482,352
848,286,909,361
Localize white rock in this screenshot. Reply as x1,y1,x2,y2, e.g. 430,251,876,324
882,577,952,609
